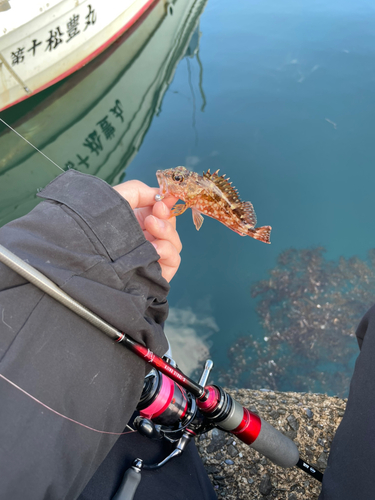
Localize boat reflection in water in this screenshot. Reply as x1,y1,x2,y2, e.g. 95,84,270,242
0,0,208,227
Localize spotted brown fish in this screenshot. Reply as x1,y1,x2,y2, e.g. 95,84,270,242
156,166,271,243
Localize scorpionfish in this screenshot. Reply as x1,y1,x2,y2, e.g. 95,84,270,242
156,166,271,243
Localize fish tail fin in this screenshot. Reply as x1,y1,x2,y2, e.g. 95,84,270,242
248,225,272,244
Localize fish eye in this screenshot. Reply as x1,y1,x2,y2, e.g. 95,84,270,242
173,173,184,183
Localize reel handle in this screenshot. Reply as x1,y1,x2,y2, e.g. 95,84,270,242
112,459,142,500
198,360,214,386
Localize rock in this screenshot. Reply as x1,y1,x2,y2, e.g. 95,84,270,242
205,465,218,474
206,428,227,453
287,414,299,431
290,484,305,495
305,426,314,438
284,429,297,440
269,410,280,419
259,474,273,495
305,408,314,419
317,452,328,469
227,444,239,457
199,433,209,441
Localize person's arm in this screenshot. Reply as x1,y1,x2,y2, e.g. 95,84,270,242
0,170,180,500
319,304,375,499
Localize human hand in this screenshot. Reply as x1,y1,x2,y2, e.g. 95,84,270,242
113,180,182,282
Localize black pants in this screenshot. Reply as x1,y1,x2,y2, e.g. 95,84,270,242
319,304,375,499
79,413,217,500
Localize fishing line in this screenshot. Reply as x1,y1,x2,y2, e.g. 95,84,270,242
0,373,136,436
0,117,65,173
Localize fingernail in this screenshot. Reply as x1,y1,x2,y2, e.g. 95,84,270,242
162,202,170,217
152,216,165,229
153,201,169,218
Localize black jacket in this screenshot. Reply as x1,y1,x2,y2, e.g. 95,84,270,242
0,171,170,499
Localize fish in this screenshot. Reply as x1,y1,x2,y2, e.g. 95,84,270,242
156,166,271,244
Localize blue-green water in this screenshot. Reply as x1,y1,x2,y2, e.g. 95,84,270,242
2,0,375,396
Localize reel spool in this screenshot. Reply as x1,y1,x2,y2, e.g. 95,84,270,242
136,369,198,441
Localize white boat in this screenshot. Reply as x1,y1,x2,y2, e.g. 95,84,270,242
0,0,163,111
0,0,208,226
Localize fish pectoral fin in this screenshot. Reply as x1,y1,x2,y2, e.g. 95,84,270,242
192,208,204,231
171,203,188,217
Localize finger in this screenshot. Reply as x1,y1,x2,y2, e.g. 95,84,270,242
134,202,177,231
151,239,181,282
113,180,158,209
144,215,182,254
143,230,155,242
152,201,170,219
152,202,177,229
133,206,153,229
135,202,178,228
160,195,179,209
113,180,178,210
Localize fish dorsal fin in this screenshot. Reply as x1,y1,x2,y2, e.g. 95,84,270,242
202,170,257,226
233,201,257,227
203,170,241,206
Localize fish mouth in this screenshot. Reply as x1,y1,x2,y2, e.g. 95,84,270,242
156,170,168,196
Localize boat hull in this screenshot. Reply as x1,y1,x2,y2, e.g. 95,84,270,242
0,0,159,111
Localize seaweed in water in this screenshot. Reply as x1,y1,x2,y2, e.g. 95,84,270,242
219,247,375,397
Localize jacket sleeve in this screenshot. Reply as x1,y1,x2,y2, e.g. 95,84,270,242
319,304,375,500
0,170,169,500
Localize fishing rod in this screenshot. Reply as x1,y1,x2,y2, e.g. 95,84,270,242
0,243,323,496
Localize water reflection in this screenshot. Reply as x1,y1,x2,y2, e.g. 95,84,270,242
166,307,217,376
219,247,374,396
0,0,209,226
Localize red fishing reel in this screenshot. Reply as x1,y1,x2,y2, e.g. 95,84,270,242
135,368,200,442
